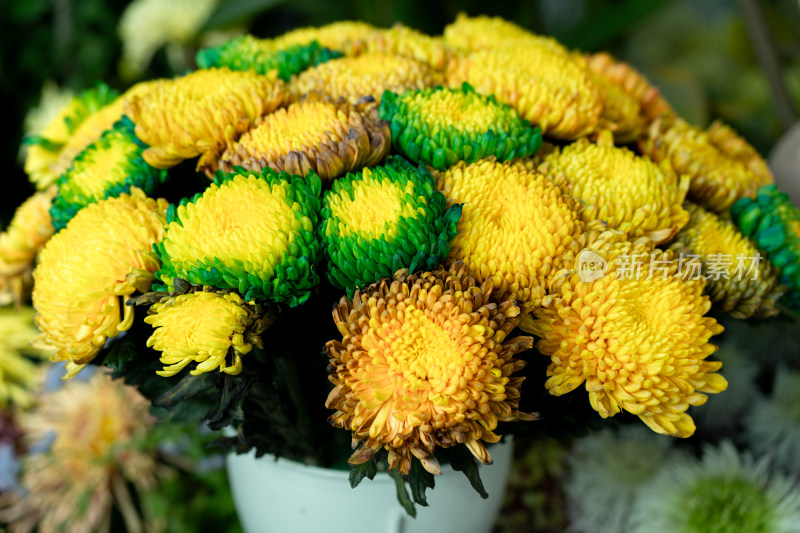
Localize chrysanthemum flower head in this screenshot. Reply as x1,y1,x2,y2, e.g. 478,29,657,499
363,24,452,71
565,425,689,533
445,38,603,139
745,370,800,474
642,118,774,213
154,168,322,306
196,36,341,80
731,184,800,310
630,441,800,533
145,290,271,377
291,53,437,104
1,372,156,533
271,20,377,56
0,188,56,307
586,52,674,142
523,244,727,438
379,83,542,170
33,189,168,378
669,202,784,318
325,263,535,475
436,158,582,311
442,13,566,55
50,116,168,232
125,68,286,169
23,83,119,190
214,92,390,181
321,156,460,294
0,307,50,408
538,132,689,243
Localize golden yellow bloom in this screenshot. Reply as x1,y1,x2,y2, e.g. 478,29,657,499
325,264,535,475
1,372,156,533
586,52,674,141
523,247,727,438
32,189,168,378
125,68,286,169
442,13,567,55
538,133,689,243
0,307,49,408
641,118,774,213
669,202,784,318
272,20,377,56
214,92,390,181
435,158,582,311
145,291,269,377
447,46,603,139
291,53,437,104
363,24,452,71
0,188,56,307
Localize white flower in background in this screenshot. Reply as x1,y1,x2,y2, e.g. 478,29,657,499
118,0,220,80
630,441,800,533
745,370,800,474
564,425,688,533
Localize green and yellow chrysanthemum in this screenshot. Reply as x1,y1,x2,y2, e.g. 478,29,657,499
642,118,774,213
538,132,689,243
379,83,542,170
50,116,168,232
669,202,784,318
291,53,437,104
586,52,674,142
435,158,582,311
0,188,56,307
145,290,270,377
731,184,800,310
154,168,322,306
1,372,156,533
321,156,460,294
24,83,119,190
125,68,286,169
32,189,168,378
271,20,377,56
196,36,341,80
325,263,535,475
523,246,727,438
0,307,49,407
215,92,390,181
447,46,603,140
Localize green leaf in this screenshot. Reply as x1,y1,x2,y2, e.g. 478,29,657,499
348,458,378,489
443,445,489,499
408,458,435,506
103,334,138,378
152,372,215,409
202,0,286,31
390,471,416,518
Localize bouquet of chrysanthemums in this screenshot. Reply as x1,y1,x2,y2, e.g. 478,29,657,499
5,12,800,517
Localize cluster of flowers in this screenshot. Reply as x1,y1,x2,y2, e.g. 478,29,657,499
3,13,800,502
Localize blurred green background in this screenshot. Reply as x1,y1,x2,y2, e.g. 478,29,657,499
3,0,800,223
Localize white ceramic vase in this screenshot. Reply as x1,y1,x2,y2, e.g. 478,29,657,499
226,438,513,533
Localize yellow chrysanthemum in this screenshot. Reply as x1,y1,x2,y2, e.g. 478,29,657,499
1,372,156,533
586,52,674,141
669,202,784,318
523,246,727,438
145,291,269,377
442,13,567,55
0,188,56,307
446,46,603,139
32,189,168,378
325,264,535,475
538,132,690,243
214,92,390,181
435,158,582,311
0,307,50,407
272,20,377,56
363,24,452,71
291,53,437,104
641,118,774,213
125,68,286,169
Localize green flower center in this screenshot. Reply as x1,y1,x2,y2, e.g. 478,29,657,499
682,476,774,533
